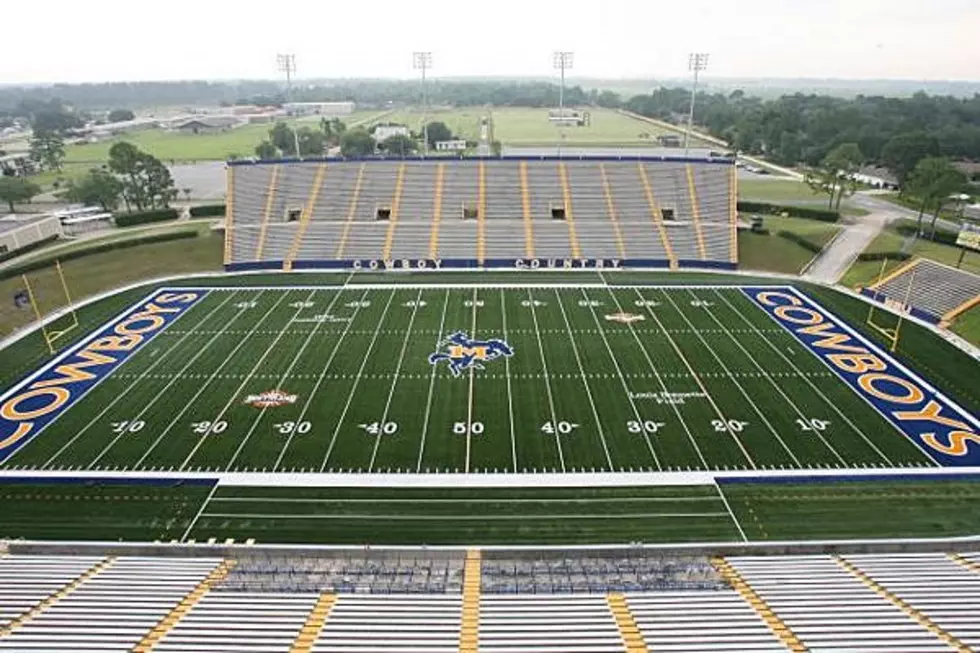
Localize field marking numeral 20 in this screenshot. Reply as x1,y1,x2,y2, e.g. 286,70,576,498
192,420,228,434
541,421,578,435
627,420,664,434
359,421,397,436
453,421,485,435
713,419,748,433
275,421,311,435
111,420,145,434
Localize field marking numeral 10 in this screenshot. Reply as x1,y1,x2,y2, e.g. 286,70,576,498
275,421,311,435
797,418,830,432
359,421,398,436
192,420,228,434
453,421,485,435
712,419,748,433
111,420,145,434
541,421,578,435
627,420,664,434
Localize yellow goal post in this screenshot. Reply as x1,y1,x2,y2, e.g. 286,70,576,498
20,260,79,355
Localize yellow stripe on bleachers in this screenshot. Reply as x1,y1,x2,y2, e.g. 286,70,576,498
637,162,677,269
254,164,281,261
866,257,922,292
283,163,327,272
335,162,365,259
942,293,980,325
289,593,337,653
520,162,534,259
729,164,738,264
686,164,707,260
558,162,582,259
381,162,407,261
606,593,648,653
477,161,487,264
599,163,627,260
428,162,446,259
223,166,235,266
711,557,806,652
459,548,481,653
836,556,972,653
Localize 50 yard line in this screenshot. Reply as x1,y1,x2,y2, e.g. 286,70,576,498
465,287,479,473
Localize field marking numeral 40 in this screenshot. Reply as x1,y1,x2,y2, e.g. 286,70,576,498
627,420,664,434
275,421,311,435
541,421,578,435
111,420,145,434
359,421,397,436
192,420,227,434
713,419,748,433
453,421,485,435
797,418,830,432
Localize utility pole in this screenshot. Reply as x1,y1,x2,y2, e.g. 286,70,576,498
553,51,574,157
413,51,433,155
277,53,302,158
684,53,709,156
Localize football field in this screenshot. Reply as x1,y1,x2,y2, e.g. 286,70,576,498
0,283,940,475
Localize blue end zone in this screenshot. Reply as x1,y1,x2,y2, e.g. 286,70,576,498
225,258,739,272
742,286,980,467
0,290,209,464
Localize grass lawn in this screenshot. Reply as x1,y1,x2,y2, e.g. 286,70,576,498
738,215,841,274
738,178,868,216
952,305,980,346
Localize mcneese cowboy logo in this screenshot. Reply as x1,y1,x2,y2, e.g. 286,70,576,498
428,331,514,377
244,389,298,408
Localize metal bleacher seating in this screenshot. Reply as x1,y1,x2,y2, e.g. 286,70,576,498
225,156,737,270
3,550,978,651
865,257,980,325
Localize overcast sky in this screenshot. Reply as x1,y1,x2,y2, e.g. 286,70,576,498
3,0,978,84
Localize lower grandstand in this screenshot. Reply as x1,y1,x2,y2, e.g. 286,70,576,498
862,257,980,326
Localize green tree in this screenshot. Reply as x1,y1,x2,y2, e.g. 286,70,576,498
0,176,41,212
380,134,417,156
269,122,297,155
296,127,327,156
29,129,65,170
108,109,135,123
905,157,968,238
108,142,176,211
596,90,622,108
882,132,939,186
254,140,279,159
340,128,376,157
491,140,503,156
66,168,123,211
424,121,453,149
319,117,348,146
823,143,864,210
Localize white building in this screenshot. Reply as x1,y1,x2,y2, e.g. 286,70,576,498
435,139,467,152
373,125,411,142
284,102,356,117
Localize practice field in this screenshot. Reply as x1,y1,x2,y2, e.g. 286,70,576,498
1,283,964,476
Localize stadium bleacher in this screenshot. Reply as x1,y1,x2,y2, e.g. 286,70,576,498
1,550,979,651
224,156,737,271
862,257,980,326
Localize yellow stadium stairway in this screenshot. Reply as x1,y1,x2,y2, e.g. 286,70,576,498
0,557,115,638
477,161,487,264
711,557,806,652
459,548,481,653
637,162,677,269
686,163,708,260
519,161,535,259
223,166,235,266
381,162,407,261
599,162,627,260
728,164,738,264
283,163,327,271
335,162,366,259
557,162,582,259
606,593,648,653
836,556,972,653
289,593,338,653
949,552,980,575
132,559,236,653
428,162,446,259
254,164,281,261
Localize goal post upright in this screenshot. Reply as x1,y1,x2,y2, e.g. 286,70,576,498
21,259,79,355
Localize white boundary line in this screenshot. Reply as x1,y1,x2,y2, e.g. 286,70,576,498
416,290,451,473
526,288,566,473
500,289,518,473
180,482,218,543
713,481,748,542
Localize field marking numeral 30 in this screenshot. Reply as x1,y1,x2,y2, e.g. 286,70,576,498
275,421,311,435
111,420,145,434
192,420,228,434
627,420,664,434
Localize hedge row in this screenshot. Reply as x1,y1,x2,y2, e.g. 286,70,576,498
737,201,840,222
855,251,913,263
776,230,824,254
189,204,226,217
0,230,200,282
0,235,60,266
114,208,179,227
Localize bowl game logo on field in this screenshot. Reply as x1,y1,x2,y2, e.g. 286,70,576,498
604,312,645,324
243,389,298,408
428,331,514,377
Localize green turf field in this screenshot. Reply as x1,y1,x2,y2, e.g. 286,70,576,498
1,284,938,475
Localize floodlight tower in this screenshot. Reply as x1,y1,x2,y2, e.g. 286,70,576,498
684,52,709,156
277,53,302,158
553,51,574,156
413,51,433,155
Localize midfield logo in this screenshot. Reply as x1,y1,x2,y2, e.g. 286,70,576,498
428,331,514,377
244,389,298,408
604,312,645,324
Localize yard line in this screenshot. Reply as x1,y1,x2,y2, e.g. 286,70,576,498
714,289,896,466
180,482,219,543
41,291,240,470
416,290,451,472
554,289,614,470
319,289,398,472
178,289,320,471
500,289,518,473
274,288,373,471
687,288,844,466
134,291,289,469
368,288,424,472
714,482,748,542
661,289,805,466
465,287,479,473
526,288,565,473
224,289,346,471
577,288,660,471
598,287,708,469
631,287,757,469
212,496,723,504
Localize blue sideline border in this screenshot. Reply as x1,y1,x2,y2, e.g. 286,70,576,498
225,258,738,272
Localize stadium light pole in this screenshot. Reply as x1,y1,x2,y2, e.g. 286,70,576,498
413,51,433,155
553,51,574,156
277,53,303,158
684,53,709,156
